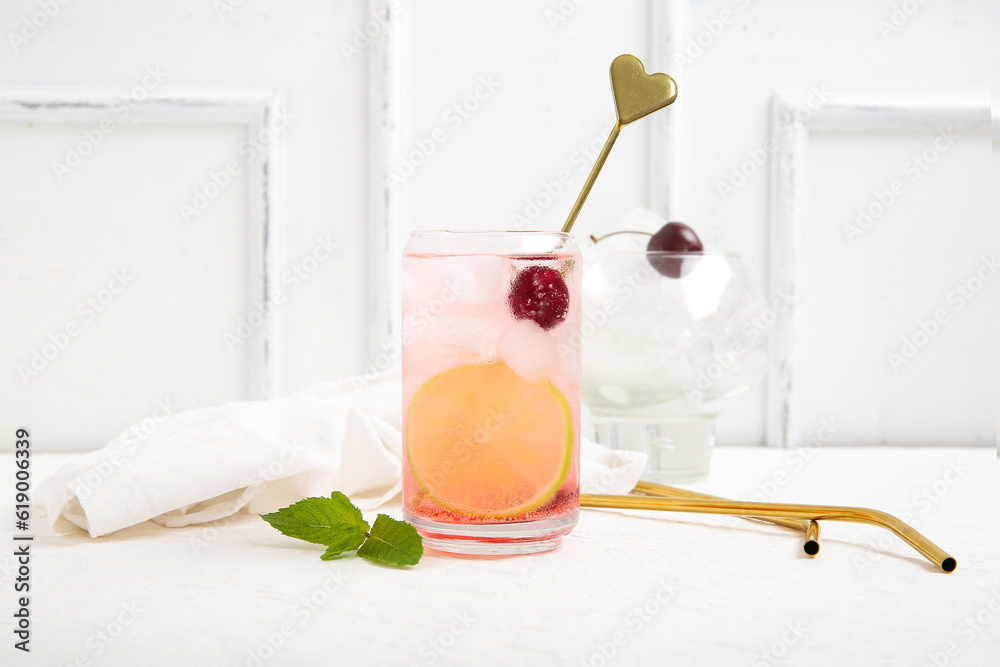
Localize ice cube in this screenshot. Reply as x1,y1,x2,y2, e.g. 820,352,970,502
403,314,502,366
725,299,764,334
449,255,508,306
685,337,716,369
680,257,733,321
643,353,698,393
497,320,558,383
402,255,508,316
401,258,450,314
598,385,630,405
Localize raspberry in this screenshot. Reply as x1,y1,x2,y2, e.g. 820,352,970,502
507,266,569,330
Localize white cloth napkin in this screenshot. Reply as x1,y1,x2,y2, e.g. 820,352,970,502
38,372,646,538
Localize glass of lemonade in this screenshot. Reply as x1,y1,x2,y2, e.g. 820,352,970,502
402,231,581,555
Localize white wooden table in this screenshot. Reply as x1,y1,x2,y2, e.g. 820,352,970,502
4,447,998,666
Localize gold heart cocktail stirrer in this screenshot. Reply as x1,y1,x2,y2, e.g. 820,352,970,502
633,480,821,556
561,54,677,233
580,492,957,573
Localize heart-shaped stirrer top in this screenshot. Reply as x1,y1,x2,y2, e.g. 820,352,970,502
561,54,677,232
610,54,678,126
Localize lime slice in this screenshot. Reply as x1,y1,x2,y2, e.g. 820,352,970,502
406,362,573,518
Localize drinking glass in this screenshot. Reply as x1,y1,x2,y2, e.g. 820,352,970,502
581,249,768,482
402,231,581,555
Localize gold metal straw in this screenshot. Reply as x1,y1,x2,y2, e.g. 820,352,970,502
634,480,811,532
804,520,821,556
561,55,677,233
633,480,820,555
580,493,956,572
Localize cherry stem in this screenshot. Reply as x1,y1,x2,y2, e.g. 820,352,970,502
589,230,654,243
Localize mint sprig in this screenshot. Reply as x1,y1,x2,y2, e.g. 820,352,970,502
261,492,423,566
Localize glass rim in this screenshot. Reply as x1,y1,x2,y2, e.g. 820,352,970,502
590,248,745,258
408,230,574,239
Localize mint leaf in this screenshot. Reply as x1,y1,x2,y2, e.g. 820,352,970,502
357,514,423,566
261,493,423,566
261,492,369,557
320,545,351,561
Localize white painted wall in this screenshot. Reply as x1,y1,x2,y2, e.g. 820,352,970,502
1,0,995,451
1,0,372,449
665,0,997,449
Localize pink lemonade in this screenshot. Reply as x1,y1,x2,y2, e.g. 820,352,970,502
401,231,581,555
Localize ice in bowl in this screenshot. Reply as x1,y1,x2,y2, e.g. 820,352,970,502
581,209,768,482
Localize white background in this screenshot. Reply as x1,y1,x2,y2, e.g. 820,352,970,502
1,0,996,451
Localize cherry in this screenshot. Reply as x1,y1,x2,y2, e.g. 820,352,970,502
646,222,703,278
508,266,569,330
590,222,703,278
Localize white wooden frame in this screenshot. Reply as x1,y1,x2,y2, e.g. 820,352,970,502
766,91,993,447
650,1,996,447
0,87,285,400
649,0,686,219
367,0,405,368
